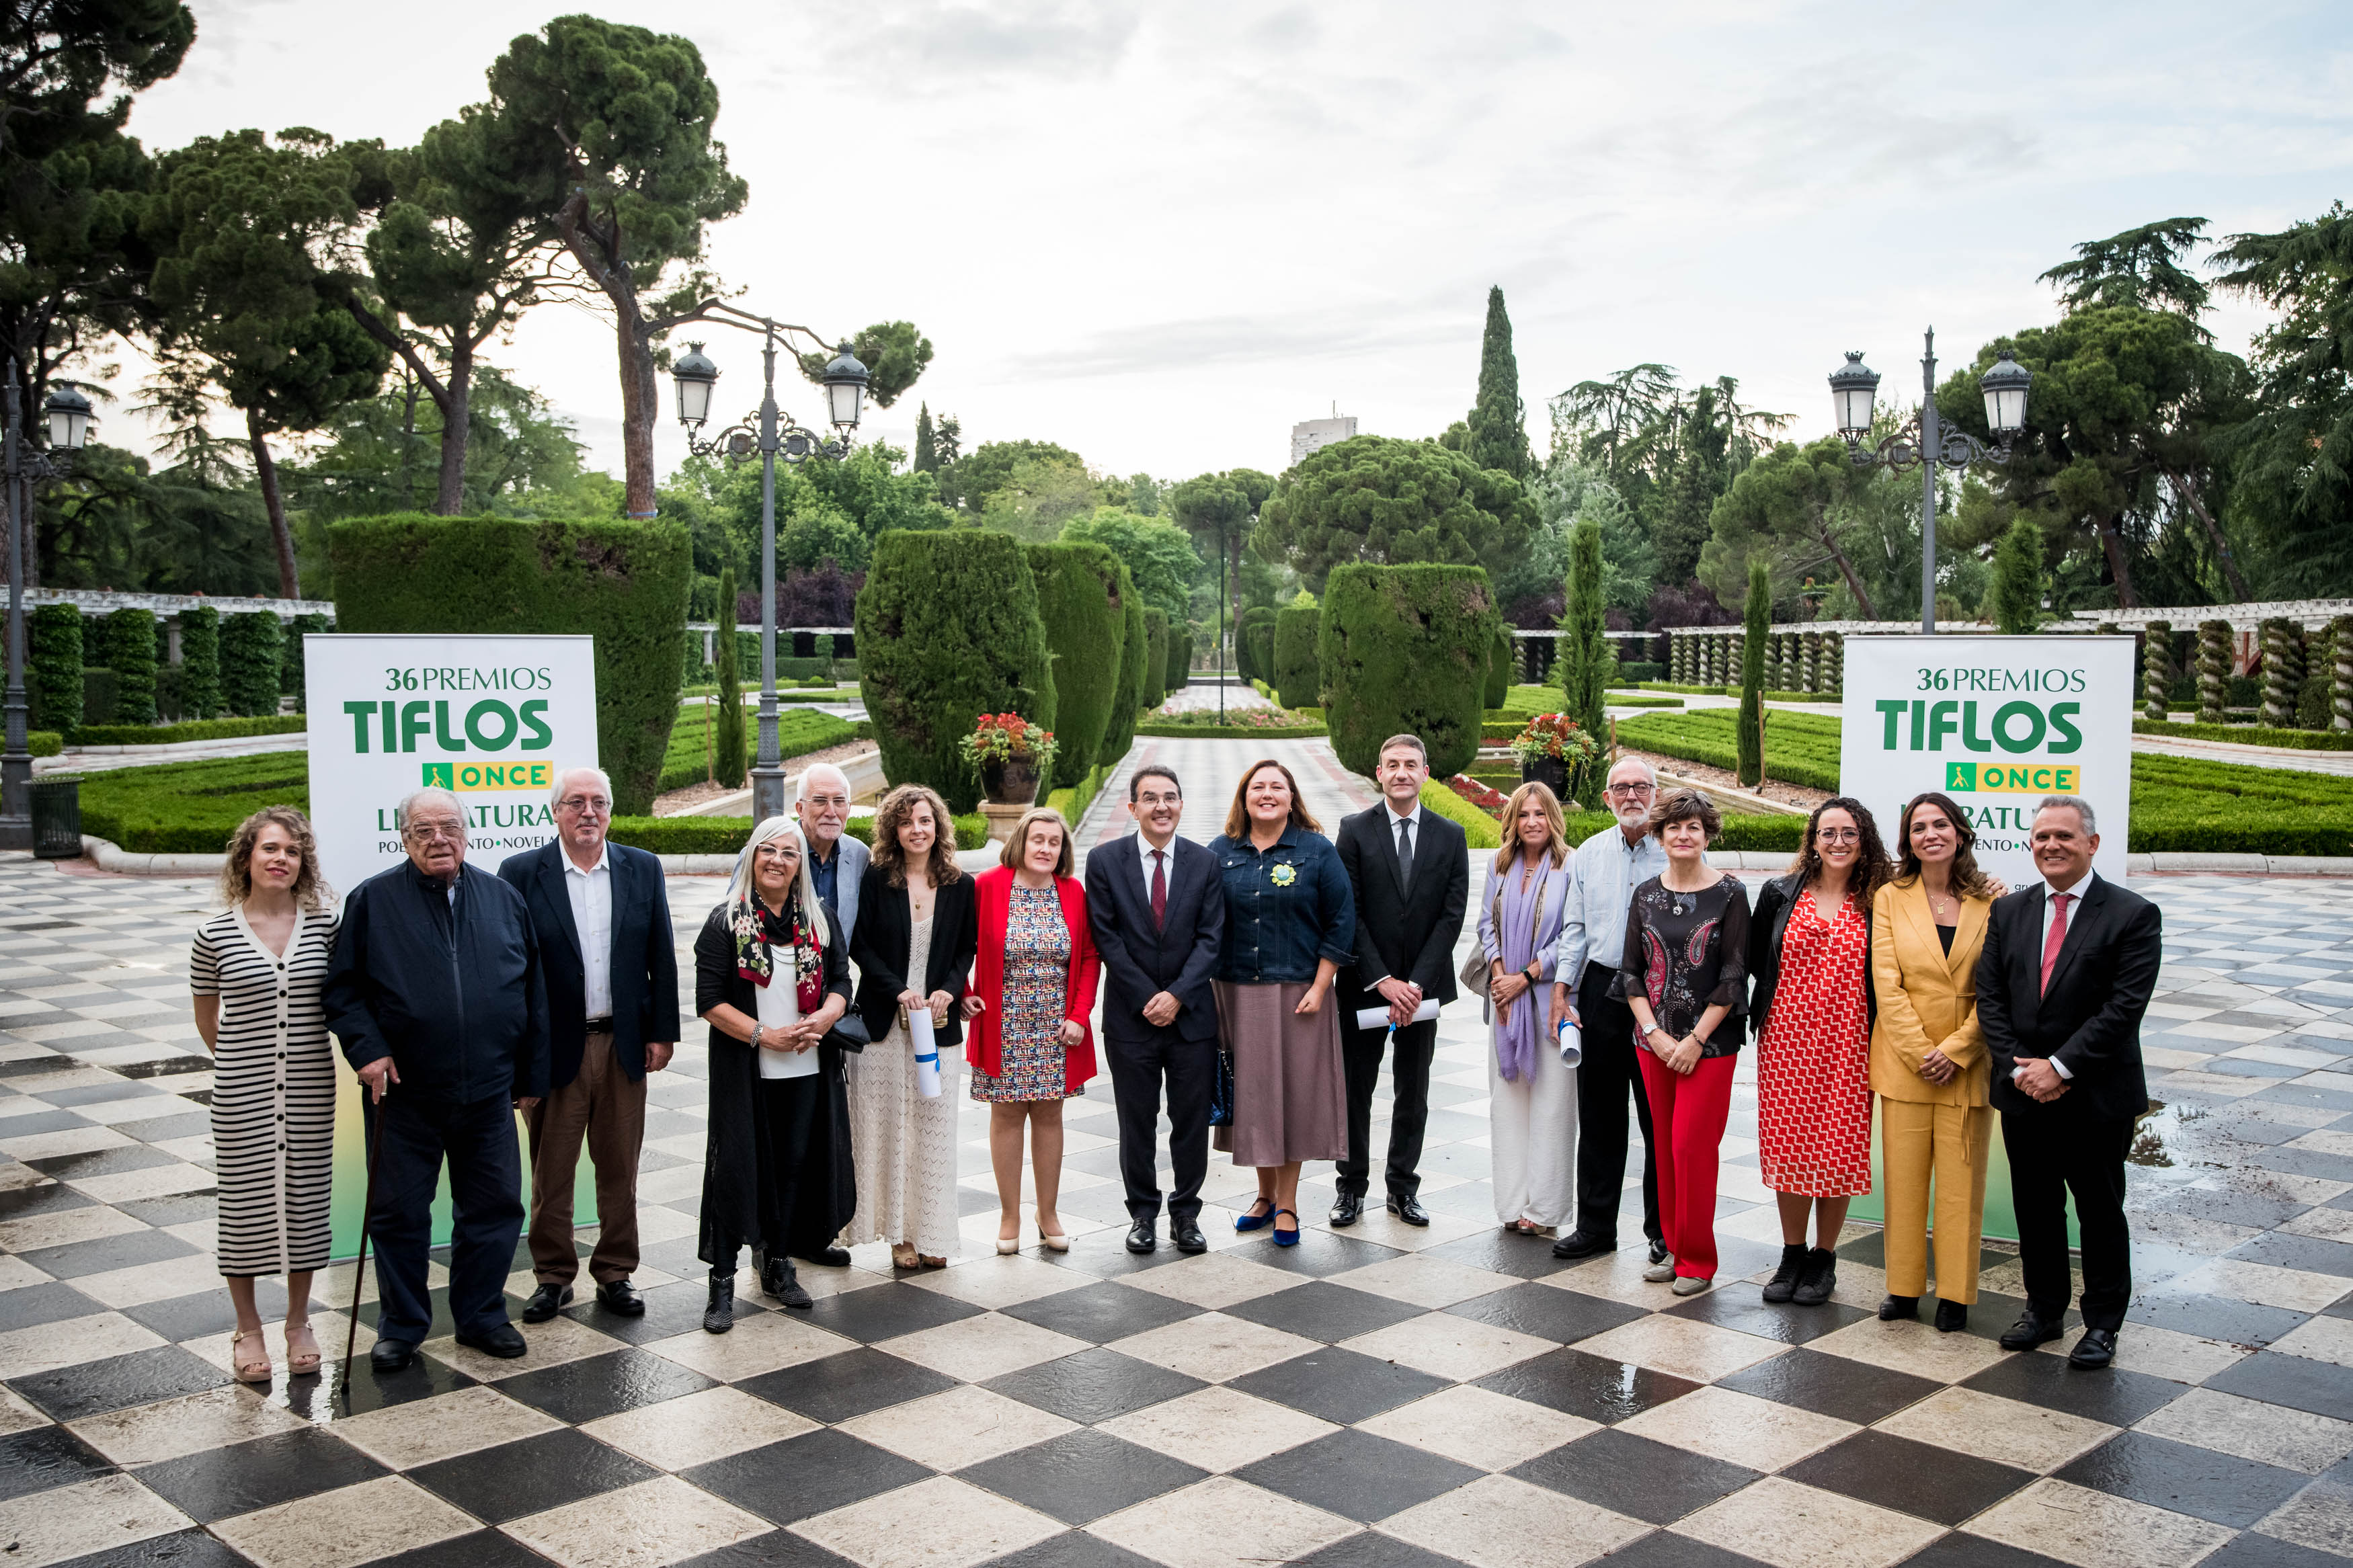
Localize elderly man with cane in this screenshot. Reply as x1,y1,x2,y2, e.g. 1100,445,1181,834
325,787,549,1371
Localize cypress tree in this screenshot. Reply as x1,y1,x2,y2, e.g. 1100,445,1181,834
180,605,223,721
913,402,937,474
104,608,158,727
1560,518,1608,737
1465,286,1530,479
1988,515,2044,634
714,566,747,788
1738,559,1769,786
1025,542,1123,788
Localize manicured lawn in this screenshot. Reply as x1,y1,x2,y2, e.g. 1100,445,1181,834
660,706,857,792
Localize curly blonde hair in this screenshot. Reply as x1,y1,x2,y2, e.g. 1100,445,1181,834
871,784,964,889
218,807,329,911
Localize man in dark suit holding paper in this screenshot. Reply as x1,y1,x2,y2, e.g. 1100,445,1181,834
1332,734,1469,1227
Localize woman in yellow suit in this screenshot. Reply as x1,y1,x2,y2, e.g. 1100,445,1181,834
1870,790,2001,1334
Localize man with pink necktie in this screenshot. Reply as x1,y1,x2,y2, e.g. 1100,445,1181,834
1974,796,2161,1370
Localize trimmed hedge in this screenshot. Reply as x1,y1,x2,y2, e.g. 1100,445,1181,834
1142,608,1169,710
1027,542,1125,788
1617,708,1842,791
28,730,61,757
2133,718,2353,751
77,751,310,854
328,513,693,816
858,530,1056,815
28,603,81,733
69,714,307,746
81,667,118,727
102,608,157,727
1484,625,1512,709
1236,606,1276,682
1273,605,1319,710
1638,682,1842,702
844,813,988,851
1318,563,1498,778
660,706,852,793
1166,623,1191,690
1135,719,1330,739
713,566,746,789
1100,565,1149,768
218,610,282,717
1420,779,1501,849
281,612,328,710
1618,661,1664,684
180,604,223,720
1046,761,1114,827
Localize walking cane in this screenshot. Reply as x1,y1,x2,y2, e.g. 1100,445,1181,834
340,1098,385,1407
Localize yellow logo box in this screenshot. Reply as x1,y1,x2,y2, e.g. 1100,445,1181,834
1945,761,2080,794
422,761,553,792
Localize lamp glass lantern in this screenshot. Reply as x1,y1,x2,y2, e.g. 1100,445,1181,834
44,384,93,450
820,341,869,430
1979,348,2032,436
671,343,720,428
1829,351,1880,438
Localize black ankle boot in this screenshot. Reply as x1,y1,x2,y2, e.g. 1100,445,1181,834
1791,1247,1838,1306
1933,1298,1969,1333
704,1270,735,1334
1761,1243,1808,1304
1879,1294,1919,1321
764,1257,812,1309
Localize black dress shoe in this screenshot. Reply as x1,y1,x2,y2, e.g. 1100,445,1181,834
1879,1294,1919,1321
1330,1191,1363,1227
1761,1243,1808,1305
596,1279,644,1317
1171,1216,1208,1253
1648,1239,1670,1267
1999,1312,2067,1352
1933,1299,1969,1333
703,1272,734,1334
2068,1327,2118,1368
456,1323,528,1358
1791,1247,1837,1307
1126,1220,1158,1255
796,1247,853,1268
1551,1229,1615,1260
1387,1194,1429,1227
762,1257,812,1309
369,1339,417,1372
521,1283,572,1323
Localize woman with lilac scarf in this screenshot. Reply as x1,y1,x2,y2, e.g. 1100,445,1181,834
1480,782,1578,1236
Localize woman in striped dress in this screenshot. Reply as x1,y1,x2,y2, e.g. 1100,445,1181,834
192,807,338,1383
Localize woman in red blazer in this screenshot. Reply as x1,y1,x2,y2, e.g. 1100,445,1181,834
966,804,1101,1253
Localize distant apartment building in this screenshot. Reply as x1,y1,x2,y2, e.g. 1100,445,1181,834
1290,415,1358,466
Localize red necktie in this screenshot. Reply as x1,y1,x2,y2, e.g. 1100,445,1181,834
1150,850,1167,930
2039,891,2072,995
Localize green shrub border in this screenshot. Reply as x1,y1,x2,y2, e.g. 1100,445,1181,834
1135,720,1328,739
69,714,309,746
2132,718,2353,752
1639,682,1841,702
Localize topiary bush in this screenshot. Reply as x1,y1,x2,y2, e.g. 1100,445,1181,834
180,604,223,720
328,513,692,815
1318,563,1500,778
102,608,157,727
713,565,746,789
1142,608,1169,711
1236,606,1277,682
280,612,328,712
1273,605,1320,710
219,610,283,717
857,530,1056,814
1167,623,1191,692
81,667,118,726
1026,542,1125,788
28,604,83,733
1484,624,1512,709
1099,563,1148,768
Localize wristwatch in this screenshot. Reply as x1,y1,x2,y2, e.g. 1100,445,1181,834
749,1022,764,1050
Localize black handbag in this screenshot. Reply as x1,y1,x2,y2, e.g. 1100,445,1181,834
824,1012,871,1055
1208,1046,1235,1128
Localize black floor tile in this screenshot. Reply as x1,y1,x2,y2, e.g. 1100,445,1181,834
984,1347,1207,1425
1228,1348,1451,1423
19,1227,198,1280
122,1288,286,1343
1835,1230,1890,1266
561,1278,745,1344
1447,1282,1649,1345
0,1423,115,1501
801,1280,985,1342
2230,1231,2353,1280
7,1344,229,1421
739,1348,960,1423
2128,1292,2311,1348
1417,1228,1575,1282
48,1526,252,1568
684,1428,932,1524
125,1112,210,1142
2207,1350,2353,1422
999,1280,1204,1344
136,1427,388,1524
112,1194,218,1230
491,1347,716,1424
1222,1229,1404,1278
1786,1430,2034,1526
1473,1347,1700,1423
2141,1188,2310,1231
1716,1346,1944,1426
1030,1239,1195,1281
2053,1430,2310,1529
333,1352,477,1416
1664,1287,1872,1346
0,1179,93,1220
960,1428,1205,1524
1224,1280,1427,1343
671,1531,858,1568
982,1532,1165,1568
1236,1428,1482,1523
1897,1536,2077,1567
408,1428,657,1523
1595,1533,1774,1568
1511,1427,1759,1524
2194,1532,2353,1567
0,1109,94,1138
1960,1353,2187,1428
358,1286,530,1344
30,1143,176,1179
0,1280,105,1333
360,1529,566,1568
37,1083,161,1108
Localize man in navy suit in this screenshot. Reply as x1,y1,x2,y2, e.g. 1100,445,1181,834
1085,764,1226,1254
500,766,680,1321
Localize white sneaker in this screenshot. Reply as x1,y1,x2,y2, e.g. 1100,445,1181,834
1671,1275,1713,1296
1643,1255,1676,1282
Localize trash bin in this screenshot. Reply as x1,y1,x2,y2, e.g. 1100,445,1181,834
30,775,81,860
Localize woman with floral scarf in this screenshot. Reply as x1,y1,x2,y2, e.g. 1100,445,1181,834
693,817,854,1330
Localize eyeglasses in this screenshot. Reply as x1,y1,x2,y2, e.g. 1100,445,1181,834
404,823,463,842
557,796,610,815
1816,828,1861,844
1605,782,1655,798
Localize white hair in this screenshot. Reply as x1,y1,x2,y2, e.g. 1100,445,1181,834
398,787,465,830
2035,794,2097,836
728,815,831,946
1606,755,1657,786
796,763,852,802
551,765,613,807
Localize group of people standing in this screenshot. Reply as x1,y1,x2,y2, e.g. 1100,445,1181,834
188,733,2155,1383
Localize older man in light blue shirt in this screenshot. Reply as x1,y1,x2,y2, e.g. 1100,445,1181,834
1546,755,1669,1262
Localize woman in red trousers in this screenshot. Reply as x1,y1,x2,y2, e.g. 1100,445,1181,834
968,806,1102,1254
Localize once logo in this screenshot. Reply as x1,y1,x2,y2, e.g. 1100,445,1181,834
421,760,555,792
1945,761,2081,794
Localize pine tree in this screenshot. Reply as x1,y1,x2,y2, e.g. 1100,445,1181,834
1738,559,1769,786
1465,286,1530,479
913,402,937,473
714,565,747,789
1988,515,2045,633
1560,517,1608,737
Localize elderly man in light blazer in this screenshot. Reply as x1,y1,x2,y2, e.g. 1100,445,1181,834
797,763,869,950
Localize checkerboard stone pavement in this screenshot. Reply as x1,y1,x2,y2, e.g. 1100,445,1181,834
9,768,2353,1567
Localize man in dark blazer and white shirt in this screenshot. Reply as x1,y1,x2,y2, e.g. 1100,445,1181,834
1974,795,2160,1369
500,766,680,1322
1086,764,1226,1254
1333,734,1470,1227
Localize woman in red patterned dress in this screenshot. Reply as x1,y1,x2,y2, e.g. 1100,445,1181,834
1747,796,1890,1308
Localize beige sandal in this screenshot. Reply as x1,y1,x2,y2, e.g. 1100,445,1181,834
283,1319,321,1375
891,1245,921,1270
231,1327,272,1384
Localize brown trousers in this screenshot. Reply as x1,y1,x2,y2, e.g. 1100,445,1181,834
526,1031,646,1286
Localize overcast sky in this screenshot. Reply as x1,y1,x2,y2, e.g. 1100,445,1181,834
117,0,2353,487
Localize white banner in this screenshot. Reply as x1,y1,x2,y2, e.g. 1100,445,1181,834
1837,634,2135,886
303,634,600,896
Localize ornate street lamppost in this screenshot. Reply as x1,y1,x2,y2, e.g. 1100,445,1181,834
1830,333,2032,633
1,364,93,850
672,308,869,823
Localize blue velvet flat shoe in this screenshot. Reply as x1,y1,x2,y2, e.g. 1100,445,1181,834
1271,1208,1302,1247
1235,1200,1275,1232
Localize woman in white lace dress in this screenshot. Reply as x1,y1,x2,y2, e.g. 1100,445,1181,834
845,785,979,1268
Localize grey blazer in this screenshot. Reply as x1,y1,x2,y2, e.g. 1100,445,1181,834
817,832,870,952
